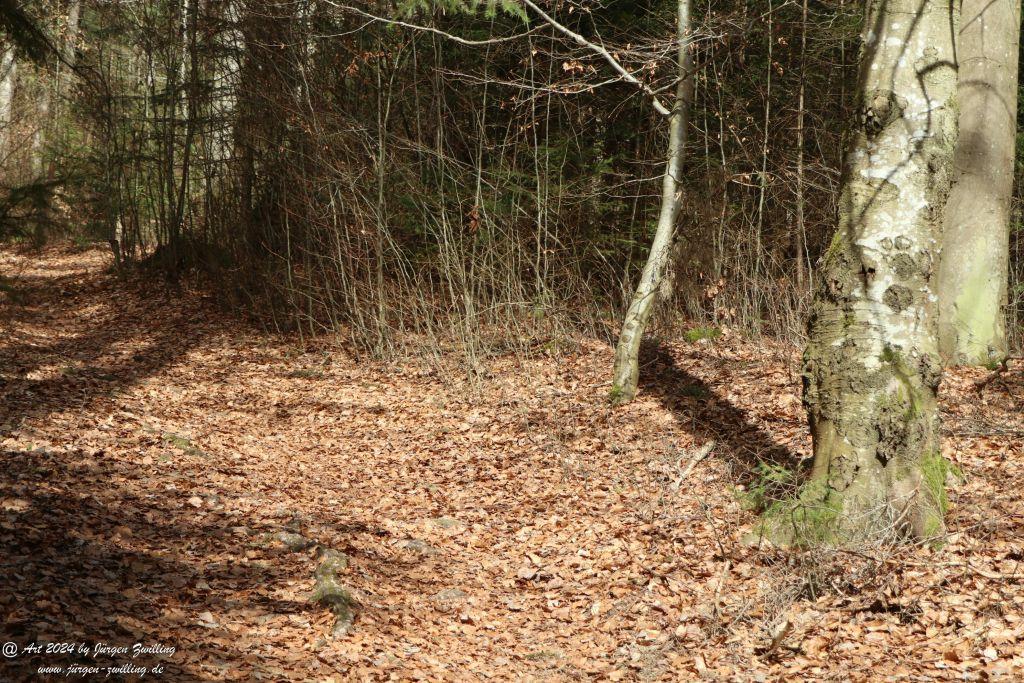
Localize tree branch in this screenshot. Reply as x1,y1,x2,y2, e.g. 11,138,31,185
326,3,542,46
332,1,673,116
519,0,671,115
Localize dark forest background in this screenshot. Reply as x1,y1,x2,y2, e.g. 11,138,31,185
2,1,1022,363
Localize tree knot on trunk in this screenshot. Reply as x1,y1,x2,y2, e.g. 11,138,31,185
861,89,905,138
883,284,914,312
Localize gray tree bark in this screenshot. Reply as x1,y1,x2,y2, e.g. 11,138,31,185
30,83,48,179
800,0,959,541
610,0,694,404
936,0,1021,366
0,47,15,159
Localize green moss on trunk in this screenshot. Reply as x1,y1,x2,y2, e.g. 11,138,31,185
800,0,958,544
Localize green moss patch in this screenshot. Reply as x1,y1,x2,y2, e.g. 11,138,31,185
754,478,844,548
920,450,960,518
162,432,207,458
608,383,628,405
683,326,722,343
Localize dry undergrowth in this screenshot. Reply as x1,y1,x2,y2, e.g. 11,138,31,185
1,244,1022,681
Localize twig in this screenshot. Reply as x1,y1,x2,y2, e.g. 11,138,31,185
712,558,731,619
520,0,673,115
327,1,679,116
834,548,1022,582
974,356,1019,392
672,439,715,489
760,614,792,656
327,3,542,46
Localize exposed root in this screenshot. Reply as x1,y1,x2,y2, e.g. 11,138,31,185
310,548,358,636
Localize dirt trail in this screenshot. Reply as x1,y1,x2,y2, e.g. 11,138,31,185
1,245,1023,681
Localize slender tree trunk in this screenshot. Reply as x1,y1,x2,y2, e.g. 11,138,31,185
172,0,200,247
58,0,81,104
610,0,694,404
800,0,959,541
936,0,1020,366
31,86,50,179
754,0,772,288
0,47,15,160
794,0,808,291
32,0,81,175
212,0,242,163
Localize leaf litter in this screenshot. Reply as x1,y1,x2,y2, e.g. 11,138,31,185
0,244,1022,680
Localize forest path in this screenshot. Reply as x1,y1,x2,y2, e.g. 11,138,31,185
1,245,1023,681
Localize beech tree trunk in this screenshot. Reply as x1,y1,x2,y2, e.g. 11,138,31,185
0,47,15,158
610,0,694,404
30,85,49,178
801,0,959,540
936,0,1020,366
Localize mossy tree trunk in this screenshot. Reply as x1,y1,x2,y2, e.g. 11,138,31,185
610,0,694,404
936,0,1020,367
801,0,959,540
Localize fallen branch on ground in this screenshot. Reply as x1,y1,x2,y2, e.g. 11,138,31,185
974,356,1021,392
672,440,716,489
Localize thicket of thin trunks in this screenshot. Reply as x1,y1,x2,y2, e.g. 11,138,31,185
2,0,1023,360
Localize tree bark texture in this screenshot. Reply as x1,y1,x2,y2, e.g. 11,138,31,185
936,0,1020,366
610,0,694,404
802,0,959,539
0,47,15,158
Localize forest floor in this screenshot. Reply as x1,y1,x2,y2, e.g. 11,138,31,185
1,244,1023,681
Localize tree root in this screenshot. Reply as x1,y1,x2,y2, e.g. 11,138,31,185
310,547,357,637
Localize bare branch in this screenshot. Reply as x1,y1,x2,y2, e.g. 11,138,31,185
325,3,542,46
520,0,671,115
327,1,673,116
